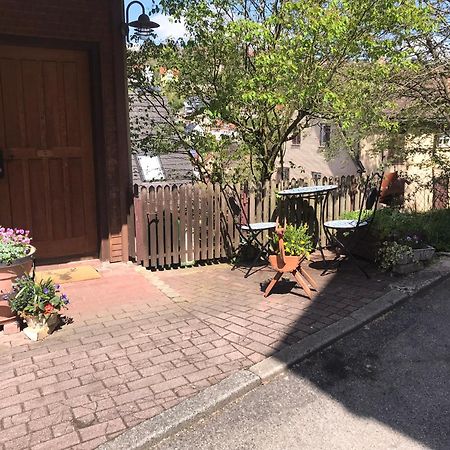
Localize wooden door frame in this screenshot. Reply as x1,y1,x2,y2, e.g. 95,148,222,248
0,34,118,261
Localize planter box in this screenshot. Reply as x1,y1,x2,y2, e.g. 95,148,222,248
396,246,435,265
393,261,423,275
413,245,435,261
393,246,435,274
336,229,379,262
268,255,302,273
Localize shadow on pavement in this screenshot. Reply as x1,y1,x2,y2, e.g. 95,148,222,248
272,269,450,449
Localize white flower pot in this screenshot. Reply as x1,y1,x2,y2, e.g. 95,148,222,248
23,314,59,341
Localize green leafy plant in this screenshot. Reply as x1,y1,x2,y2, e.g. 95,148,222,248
8,276,69,319
377,241,415,272
0,227,32,266
370,208,450,251
273,224,314,258
340,209,373,222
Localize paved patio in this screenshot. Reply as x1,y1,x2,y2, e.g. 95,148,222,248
0,257,392,450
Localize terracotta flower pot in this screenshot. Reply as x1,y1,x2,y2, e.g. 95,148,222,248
268,254,302,273
0,246,36,296
0,246,36,332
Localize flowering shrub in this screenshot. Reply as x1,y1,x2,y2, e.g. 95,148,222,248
8,276,69,319
377,241,415,272
0,227,32,265
398,232,426,249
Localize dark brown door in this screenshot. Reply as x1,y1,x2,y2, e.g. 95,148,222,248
0,45,97,259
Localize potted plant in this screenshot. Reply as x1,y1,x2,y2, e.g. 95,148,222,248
0,227,35,295
0,227,35,333
270,224,314,272
265,223,316,298
8,276,69,341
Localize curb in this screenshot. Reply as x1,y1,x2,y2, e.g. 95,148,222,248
99,371,260,450
100,259,450,450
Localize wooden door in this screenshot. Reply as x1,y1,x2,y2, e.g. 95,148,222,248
0,45,97,260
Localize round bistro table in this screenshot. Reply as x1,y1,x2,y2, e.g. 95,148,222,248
277,185,338,259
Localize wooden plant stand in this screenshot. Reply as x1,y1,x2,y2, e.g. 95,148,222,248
264,226,317,299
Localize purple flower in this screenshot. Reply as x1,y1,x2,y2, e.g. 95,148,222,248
43,288,49,294
61,294,69,305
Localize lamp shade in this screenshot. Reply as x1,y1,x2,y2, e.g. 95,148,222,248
129,13,160,35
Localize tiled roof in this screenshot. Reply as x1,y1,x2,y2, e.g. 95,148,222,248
129,94,194,184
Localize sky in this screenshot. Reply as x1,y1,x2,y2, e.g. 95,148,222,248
125,0,187,42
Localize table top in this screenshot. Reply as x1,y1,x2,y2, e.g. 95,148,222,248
277,185,338,197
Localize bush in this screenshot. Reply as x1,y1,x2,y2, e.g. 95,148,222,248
339,209,373,223
377,241,414,272
340,208,450,251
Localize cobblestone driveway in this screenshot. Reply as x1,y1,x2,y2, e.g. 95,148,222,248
0,258,391,449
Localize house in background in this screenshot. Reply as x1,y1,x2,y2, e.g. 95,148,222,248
0,1,131,263
278,121,359,182
129,97,196,185
361,133,450,211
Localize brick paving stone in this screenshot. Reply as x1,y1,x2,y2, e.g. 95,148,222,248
31,431,80,450
0,259,392,450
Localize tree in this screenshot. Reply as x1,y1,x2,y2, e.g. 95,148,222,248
128,0,431,183
376,1,450,175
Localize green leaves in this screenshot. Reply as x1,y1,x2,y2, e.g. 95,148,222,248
273,224,314,257
9,276,69,319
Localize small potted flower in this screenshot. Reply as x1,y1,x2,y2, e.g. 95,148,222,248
8,276,69,341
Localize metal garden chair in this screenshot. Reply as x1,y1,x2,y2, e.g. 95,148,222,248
226,189,276,278
323,172,384,278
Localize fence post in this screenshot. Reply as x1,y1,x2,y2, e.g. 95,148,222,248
185,184,193,263
148,185,157,268
171,185,180,266
193,184,201,262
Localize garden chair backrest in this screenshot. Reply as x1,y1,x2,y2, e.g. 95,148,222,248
355,172,384,226
227,195,250,227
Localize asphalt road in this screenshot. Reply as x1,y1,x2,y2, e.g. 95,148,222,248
155,277,450,450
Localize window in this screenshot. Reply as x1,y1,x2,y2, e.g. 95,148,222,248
319,124,331,147
137,155,165,181
438,134,450,148
291,134,301,146
311,171,322,183
276,167,290,182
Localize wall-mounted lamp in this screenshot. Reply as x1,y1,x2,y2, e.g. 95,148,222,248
124,1,159,43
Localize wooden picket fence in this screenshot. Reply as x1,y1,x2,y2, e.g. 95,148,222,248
129,175,365,269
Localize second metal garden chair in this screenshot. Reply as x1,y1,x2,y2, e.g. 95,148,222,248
323,172,384,278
